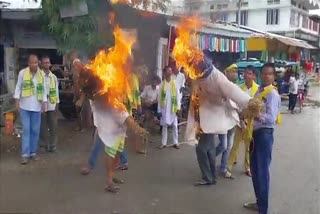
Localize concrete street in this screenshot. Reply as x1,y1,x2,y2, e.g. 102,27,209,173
0,101,319,214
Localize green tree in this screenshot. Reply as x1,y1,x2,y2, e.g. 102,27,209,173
30,0,169,55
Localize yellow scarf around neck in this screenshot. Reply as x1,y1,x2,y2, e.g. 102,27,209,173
21,67,44,101
244,85,281,142
240,81,259,97
160,79,178,113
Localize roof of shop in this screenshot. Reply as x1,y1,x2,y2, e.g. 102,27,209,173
167,18,253,38
237,25,317,49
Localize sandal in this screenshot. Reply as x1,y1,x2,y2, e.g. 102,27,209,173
159,145,167,149
105,184,120,193
30,155,39,161
74,127,81,131
173,144,180,149
224,171,234,179
20,157,29,165
112,177,125,184
117,165,128,171
137,150,147,154
80,167,91,175
243,202,259,211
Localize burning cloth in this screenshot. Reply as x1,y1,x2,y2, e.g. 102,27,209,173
185,57,252,141
77,25,147,150
170,17,262,141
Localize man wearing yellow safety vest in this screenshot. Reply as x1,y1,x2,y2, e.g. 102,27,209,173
227,65,259,178
14,54,47,164
39,56,60,153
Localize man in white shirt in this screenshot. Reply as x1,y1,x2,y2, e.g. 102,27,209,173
172,67,186,133
14,54,47,164
39,56,60,152
158,66,181,149
172,67,186,102
141,76,160,115
288,72,299,114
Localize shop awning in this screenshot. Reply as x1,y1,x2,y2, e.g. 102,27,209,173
273,36,317,49
11,23,57,49
167,19,253,39
244,27,317,49
251,33,317,49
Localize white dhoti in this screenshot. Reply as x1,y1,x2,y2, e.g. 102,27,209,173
161,118,178,146
158,80,181,146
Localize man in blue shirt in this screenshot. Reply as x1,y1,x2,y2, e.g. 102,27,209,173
244,63,281,214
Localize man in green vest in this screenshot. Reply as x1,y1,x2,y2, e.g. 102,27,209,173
39,56,59,153
14,54,47,164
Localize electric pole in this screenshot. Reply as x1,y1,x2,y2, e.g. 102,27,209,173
237,0,242,25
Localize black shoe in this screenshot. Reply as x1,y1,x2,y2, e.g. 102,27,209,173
173,144,180,149
39,144,46,148
194,179,216,186
48,147,57,153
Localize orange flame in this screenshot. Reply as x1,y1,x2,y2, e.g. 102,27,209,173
85,25,136,110
172,17,204,80
110,0,129,4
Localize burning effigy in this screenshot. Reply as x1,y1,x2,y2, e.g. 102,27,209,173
81,26,134,110
79,23,147,138
77,15,148,192
170,16,262,185
171,17,262,137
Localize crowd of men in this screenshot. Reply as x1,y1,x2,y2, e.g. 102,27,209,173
14,54,59,164
14,52,281,214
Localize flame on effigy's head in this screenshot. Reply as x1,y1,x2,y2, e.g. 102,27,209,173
110,0,129,4
172,17,204,80
85,25,136,110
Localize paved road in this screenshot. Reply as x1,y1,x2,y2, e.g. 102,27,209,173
1,104,319,214
309,83,320,102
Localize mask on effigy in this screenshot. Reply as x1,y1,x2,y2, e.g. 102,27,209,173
79,67,104,100
189,54,213,81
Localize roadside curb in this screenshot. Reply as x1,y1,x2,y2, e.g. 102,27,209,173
307,98,320,107
281,95,320,107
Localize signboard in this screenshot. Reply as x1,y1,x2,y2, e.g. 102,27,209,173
4,47,15,94
59,0,89,18
12,25,57,49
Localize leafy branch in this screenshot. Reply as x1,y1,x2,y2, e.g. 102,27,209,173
28,0,169,55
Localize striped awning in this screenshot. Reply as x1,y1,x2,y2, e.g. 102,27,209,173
167,19,253,39
250,33,317,49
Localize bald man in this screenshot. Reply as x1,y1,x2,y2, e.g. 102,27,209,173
14,54,47,164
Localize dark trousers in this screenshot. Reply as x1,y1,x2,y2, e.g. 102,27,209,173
40,111,58,151
250,128,274,214
196,133,216,183
288,93,297,111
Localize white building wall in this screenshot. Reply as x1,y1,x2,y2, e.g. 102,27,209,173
245,0,290,10
247,7,291,32
183,0,319,40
